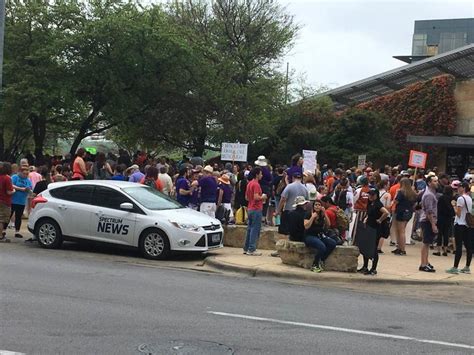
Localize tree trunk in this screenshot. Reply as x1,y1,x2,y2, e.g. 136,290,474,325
192,134,207,157
30,114,46,163
69,108,102,156
69,134,84,156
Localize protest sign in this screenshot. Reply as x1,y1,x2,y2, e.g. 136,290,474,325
302,150,317,173
357,155,366,169
221,143,248,162
408,150,427,169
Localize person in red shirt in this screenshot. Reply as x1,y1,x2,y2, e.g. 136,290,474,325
244,167,267,256
0,163,15,242
321,195,347,241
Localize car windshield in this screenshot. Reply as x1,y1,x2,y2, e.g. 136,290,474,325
122,186,184,210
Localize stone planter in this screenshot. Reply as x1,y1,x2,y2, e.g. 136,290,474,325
223,225,286,250
276,239,360,273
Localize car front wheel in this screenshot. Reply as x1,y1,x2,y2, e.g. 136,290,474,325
139,229,170,260
36,219,63,249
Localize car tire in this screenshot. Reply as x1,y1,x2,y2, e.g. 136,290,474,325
139,229,170,260
35,218,63,249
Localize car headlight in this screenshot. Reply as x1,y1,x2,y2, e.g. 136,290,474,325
170,221,201,231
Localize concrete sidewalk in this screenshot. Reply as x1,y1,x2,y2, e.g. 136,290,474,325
205,242,474,285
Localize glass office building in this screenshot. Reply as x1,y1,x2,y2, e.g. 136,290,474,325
412,18,474,57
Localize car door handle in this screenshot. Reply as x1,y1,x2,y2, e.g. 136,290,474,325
58,204,68,210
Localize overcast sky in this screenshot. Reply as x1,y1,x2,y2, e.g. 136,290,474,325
281,0,474,90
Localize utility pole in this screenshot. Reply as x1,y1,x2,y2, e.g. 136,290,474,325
0,0,5,90
284,62,289,105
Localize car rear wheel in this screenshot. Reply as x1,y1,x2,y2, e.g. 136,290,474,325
139,229,170,260
36,219,63,249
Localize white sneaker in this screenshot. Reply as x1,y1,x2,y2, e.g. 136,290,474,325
246,251,262,256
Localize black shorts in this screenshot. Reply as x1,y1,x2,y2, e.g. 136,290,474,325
421,221,436,244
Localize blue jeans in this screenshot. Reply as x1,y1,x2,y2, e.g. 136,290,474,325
245,210,263,252
304,235,337,265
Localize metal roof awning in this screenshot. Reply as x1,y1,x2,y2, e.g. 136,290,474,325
310,44,474,111
407,135,474,148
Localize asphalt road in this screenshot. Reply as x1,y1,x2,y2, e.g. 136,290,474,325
1,241,474,354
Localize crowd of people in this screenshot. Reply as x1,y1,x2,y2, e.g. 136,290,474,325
0,149,472,277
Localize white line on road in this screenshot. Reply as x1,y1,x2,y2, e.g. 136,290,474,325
208,311,474,350
0,351,25,355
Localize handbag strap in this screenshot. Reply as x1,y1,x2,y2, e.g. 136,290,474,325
461,196,471,214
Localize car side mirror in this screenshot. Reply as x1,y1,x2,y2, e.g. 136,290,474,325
120,202,134,211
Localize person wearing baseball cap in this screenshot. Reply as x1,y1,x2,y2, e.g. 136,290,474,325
275,170,308,235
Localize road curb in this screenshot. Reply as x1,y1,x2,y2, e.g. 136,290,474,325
204,256,473,286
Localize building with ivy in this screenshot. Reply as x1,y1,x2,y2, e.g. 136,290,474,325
316,18,474,178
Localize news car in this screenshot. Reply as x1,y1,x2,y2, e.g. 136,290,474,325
27,181,223,259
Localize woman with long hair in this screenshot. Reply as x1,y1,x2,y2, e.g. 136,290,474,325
140,166,163,192
434,185,455,257
92,152,113,180
391,177,417,255
303,199,337,273
359,189,390,275
72,148,87,180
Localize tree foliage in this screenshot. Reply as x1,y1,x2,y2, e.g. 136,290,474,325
0,0,299,159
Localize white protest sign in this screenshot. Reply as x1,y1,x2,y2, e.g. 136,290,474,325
221,143,248,162
302,150,317,173
357,155,367,169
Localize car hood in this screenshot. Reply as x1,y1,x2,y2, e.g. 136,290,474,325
151,208,221,227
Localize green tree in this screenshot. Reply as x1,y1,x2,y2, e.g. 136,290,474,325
2,0,81,160
321,109,402,166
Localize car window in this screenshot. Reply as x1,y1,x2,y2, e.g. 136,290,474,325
122,186,183,210
92,186,135,210
50,185,94,204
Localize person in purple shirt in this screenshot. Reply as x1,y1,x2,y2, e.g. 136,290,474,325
127,164,145,183
176,167,193,207
217,174,234,222
199,165,218,217
286,154,304,184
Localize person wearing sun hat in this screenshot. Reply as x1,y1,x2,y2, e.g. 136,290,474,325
198,165,218,217
287,195,309,243
217,174,234,222
254,155,273,224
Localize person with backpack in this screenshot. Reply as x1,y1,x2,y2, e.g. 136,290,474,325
446,182,472,274
321,195,348,244
140,166,163,192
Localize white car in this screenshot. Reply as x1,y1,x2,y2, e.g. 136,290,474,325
27,180,223,259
